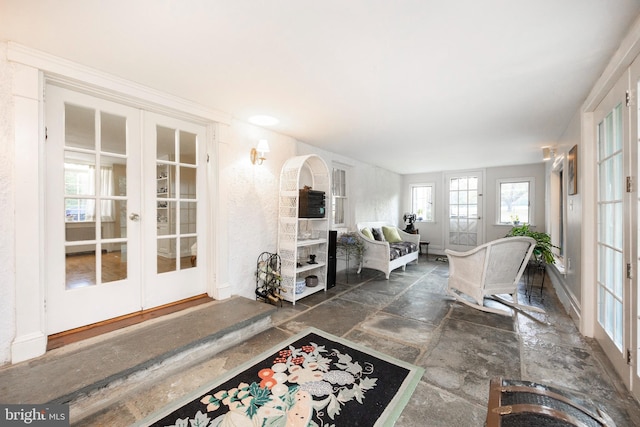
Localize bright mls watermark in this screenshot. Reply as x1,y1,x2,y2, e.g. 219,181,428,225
1,405,69,426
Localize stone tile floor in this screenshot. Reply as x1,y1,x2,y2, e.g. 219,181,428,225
50,258,640,425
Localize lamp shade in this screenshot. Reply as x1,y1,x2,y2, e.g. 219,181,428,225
257,139,270,153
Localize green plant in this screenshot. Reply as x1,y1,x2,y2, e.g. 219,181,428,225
337,232,366,261
505,223,559,264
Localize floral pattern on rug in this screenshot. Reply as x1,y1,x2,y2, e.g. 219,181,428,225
154,332,412,427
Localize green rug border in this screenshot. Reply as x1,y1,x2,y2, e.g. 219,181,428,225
135,326,424,427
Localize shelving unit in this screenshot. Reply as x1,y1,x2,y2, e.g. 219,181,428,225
156,164,172,257
277,155,330,304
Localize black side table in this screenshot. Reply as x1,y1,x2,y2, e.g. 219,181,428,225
419,241,430,259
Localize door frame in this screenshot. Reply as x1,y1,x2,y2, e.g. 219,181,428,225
7,44,230,363
443,170,485,252
591,71,632,387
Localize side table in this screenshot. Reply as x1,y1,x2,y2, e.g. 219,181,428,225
419,241,430,259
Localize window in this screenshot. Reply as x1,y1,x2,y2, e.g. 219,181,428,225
497,178,534,224
64,162,114,222
411,184,434,221
332,166,347,227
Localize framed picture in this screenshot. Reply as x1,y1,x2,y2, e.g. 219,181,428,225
568,145,578,195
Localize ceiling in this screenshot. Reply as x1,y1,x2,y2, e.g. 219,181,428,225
2,0,639,174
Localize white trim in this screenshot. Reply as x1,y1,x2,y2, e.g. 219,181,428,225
11,332,47,364
583,14,640,111
495,177,535,225
8,42,231,125
8,43,230,362
409,182,435,222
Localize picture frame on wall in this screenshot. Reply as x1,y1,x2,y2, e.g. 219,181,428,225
568,145,578,195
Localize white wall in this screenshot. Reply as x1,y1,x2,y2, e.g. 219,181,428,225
221,119,297,300
403,163,546,255
0,44,16,364
548,110,583,318
297,142,404,227
0,41,408,365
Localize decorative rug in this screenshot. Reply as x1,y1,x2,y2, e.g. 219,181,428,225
137,327,424,427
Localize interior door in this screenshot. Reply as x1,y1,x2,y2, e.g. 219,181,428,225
45,85,142,334
445,171,484,252
629,55,640,400
593,71,632,390
142,112,207,309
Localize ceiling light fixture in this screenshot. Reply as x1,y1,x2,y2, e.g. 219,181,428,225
251,139,270,165
249,115,279,126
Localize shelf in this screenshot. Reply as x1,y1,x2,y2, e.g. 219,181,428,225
297,238,327,247
296,261,326,274
277,154,330,305
285,283,325,302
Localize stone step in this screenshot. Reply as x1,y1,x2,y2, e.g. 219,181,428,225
0,296,275,423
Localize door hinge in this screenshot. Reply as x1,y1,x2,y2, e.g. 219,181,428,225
627,263,632,279
626,90,632,107
626,176,633,193
45,126,48,141
627,349,632,365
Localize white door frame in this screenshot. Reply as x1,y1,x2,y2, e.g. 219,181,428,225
444,170,485,252
7,43,231,363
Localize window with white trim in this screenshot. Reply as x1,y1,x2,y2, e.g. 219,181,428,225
497,178,534,224
411,184,434,222
332,167,347,227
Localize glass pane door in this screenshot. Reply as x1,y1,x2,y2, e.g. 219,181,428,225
446,172,483,251
64,106,129,288
593,72,631,390
155,126,198,273
597,103,625,350
45,85,142,334
144,112,206,309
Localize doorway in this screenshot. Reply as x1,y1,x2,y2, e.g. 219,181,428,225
444,171,484,252
45,85,207,335
592,60,640,401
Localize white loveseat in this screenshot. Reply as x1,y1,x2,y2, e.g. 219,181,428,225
355,222,420,279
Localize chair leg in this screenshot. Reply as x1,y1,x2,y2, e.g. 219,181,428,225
448,289,513,316
493,294,546,314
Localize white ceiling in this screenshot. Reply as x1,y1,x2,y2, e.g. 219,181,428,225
2,0,640,174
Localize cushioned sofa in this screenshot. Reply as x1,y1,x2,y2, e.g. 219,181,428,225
356,222,420,279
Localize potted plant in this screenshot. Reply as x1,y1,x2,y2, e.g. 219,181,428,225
336,231,366,262
505,223,558,264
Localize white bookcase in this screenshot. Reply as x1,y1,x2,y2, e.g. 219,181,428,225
277,155,330,304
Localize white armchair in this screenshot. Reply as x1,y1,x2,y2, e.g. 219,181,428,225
445,236,545,316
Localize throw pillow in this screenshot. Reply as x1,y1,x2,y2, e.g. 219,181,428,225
382,226,403,243
361,228,374,240
371,227,385,241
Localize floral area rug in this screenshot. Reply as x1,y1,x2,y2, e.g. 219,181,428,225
137,327,424,427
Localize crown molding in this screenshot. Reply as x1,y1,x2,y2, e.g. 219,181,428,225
7,42,231,125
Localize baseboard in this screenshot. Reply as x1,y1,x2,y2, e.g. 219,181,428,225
11,331,47,364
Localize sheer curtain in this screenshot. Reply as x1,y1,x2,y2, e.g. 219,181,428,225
85,166,114,221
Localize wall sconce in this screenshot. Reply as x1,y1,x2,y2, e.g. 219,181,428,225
251,139,270,165
542,147,555,161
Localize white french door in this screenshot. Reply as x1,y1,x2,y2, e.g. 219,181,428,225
45,85,207,334
593,70,634,392
45,85,143,333
630,55,640,400
445,171,484,252
142,112,207,309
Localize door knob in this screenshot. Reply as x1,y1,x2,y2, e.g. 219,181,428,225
129,213,140,221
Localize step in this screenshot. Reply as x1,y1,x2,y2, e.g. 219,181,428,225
0,296,276,422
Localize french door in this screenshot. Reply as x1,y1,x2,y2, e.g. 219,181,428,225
445,171,484,252
45,85,207,334
142,112,207,309
593,68,637,395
